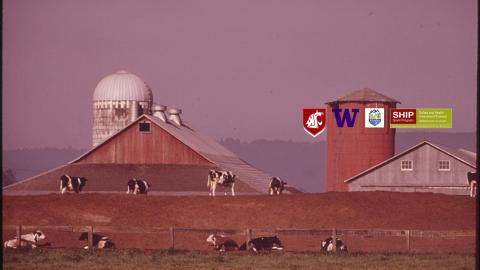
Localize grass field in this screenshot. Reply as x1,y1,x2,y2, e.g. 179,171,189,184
2,249,475,270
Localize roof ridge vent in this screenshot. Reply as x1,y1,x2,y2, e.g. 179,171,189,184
152,104,167,122
167,107,182,126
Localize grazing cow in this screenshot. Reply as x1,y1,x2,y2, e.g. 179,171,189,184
79,233,115,249
60,174,87,194
239,236,284,252
321,237,348,252
467,171,477,197
126,178,151,194
207,170,236,196
4,230,46,249
269,177,287,195
206,234,239,252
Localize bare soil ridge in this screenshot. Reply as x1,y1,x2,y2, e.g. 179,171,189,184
3,192,474,230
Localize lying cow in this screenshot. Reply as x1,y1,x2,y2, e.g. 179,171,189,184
467,171,477,197
4,230,46,249
126,178,151,194
79,232,115,249
239,236,284,252
321,237,348,252
206,234,239,252
269,177,287,195
60,174,87,194
207,169,236,196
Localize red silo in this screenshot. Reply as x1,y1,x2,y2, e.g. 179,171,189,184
325,88,400,192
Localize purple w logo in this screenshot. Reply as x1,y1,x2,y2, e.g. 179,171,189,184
332,108,359,128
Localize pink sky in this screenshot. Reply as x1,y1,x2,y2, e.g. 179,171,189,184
2,0,477,150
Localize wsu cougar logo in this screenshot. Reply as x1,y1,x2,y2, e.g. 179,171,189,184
303,108,326,137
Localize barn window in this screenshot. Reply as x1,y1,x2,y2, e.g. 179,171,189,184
139,122,151,133
438,160,450,171
401,160,413,171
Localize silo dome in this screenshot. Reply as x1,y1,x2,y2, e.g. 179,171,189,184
92,70,154,147
93,70,153,102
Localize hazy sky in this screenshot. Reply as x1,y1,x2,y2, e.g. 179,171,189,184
3,0,477,150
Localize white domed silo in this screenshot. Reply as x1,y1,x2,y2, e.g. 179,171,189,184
92,70,153,147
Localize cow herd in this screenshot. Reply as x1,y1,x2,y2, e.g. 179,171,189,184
59,171,287,196
206,169,288,196
206,234,284,253
206,233,347,253
4,172,319,251
59,175,152,195
3,231,115,250
4,230,348,253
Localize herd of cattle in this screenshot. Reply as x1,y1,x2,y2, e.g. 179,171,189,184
3,230,114,250
60,175,151,195
3,170,350,252
58,169,288,196
4,230,347,253
8,170,474,252
206,233,347,253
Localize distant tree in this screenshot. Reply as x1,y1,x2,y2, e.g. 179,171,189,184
2,169,17,187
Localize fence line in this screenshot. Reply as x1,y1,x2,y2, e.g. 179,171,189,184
3,225,475,252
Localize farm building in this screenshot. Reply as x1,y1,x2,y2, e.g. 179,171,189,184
325,88,399,192
3,70,298,195
345,141,477,195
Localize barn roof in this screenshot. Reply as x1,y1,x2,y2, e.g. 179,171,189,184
145,115,277,192
326,88,400,104
68,114,289,193
345,141,477,183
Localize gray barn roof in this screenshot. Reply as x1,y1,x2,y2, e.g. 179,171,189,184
345,141,477,184
145,115,276,192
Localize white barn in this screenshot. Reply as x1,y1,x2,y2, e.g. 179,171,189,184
345,141,477,195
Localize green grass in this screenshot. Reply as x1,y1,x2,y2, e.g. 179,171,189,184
2,249,475,270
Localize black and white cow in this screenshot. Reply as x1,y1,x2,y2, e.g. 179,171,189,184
206,234,239,252
79,232,115,249
60,175,87,194
126,178,151,194
321,237,348,252
4,230,46,249
269,177,287,195
467,171,477,197
207,170,236,196
239,236,284,252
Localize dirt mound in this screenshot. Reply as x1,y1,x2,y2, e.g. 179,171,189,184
3,192,474,230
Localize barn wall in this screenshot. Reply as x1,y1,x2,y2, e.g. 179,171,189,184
77,119,213,165
348,144,475,195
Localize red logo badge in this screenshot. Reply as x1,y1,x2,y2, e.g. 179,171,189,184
390,109,417,124
303,108,326,137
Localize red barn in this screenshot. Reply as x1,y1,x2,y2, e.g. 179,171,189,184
4,70,299,195
4,114,295,195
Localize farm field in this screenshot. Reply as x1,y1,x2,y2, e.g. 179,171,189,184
3,192,475,252
2,249,475,270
